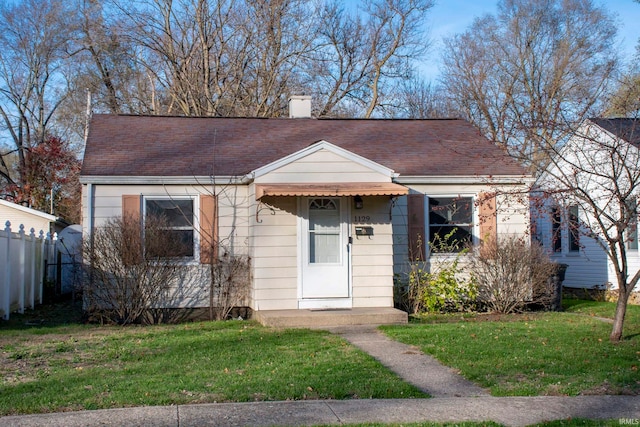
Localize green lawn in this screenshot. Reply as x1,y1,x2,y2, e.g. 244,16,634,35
0,305,425,415
381,301,640,396
563,298,640,325
2,299,639,416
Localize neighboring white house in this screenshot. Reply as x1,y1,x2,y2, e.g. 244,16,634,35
80,98,531,323
533,118,640,292
0,199,57,235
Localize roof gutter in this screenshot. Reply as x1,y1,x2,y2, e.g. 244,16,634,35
79,175,252,185
394,175,534,185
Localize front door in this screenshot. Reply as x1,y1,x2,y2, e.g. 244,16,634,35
300,198,350,305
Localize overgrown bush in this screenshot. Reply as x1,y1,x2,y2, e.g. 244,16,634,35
470,235,557,313
399,232,477,314
208,252,251,321
83,215,191,325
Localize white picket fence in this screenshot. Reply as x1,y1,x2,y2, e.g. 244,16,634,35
0,221,60,320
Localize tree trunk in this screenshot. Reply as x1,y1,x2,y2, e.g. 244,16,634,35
610,288,630,342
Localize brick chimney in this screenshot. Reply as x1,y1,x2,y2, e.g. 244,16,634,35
288,95,312,118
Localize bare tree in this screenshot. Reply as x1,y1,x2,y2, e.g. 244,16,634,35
606,73,640,118
237,0,318,117
441,0,618,167
112,0,222,116
111,0,319,117
606,44,640,118
535,118,640,342
0,0,76,202
309,2,374,118
361,0,433,118
301,0,434,118
394,77,457,118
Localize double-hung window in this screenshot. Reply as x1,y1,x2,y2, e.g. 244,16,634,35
145,198,195,258
551,207,562,253
568,205,580,253
550,205,579,253
428,196,473,252
626,197,638,250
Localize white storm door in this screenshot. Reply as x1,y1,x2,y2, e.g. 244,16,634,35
301,198,350,299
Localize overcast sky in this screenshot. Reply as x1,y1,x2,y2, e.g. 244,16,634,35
419,0,640,80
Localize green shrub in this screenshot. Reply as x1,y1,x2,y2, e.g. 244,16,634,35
401,230,477,314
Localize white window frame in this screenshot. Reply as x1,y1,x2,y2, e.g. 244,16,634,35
143,195,199,263
426,194,477,254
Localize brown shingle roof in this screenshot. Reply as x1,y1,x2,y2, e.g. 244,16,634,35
590,118,640,147
81,115,527,178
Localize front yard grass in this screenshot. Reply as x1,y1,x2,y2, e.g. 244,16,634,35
0,305,425,416
381,300,640,397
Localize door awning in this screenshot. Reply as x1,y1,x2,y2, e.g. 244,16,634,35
255,182,408,200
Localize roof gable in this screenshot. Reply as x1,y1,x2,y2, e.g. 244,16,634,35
253,140,396,182
589,118,640,147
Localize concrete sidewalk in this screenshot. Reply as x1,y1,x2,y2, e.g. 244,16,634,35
3,325,639,426
3,396,640,427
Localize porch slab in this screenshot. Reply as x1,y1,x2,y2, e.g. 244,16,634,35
253,307,408,328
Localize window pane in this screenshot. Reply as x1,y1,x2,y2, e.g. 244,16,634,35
309,198,339,232
146,230,194,258
429,197,472,225
429,226,472,252
551,208,562,252
170,230,194,257
627,198,638,250
428,196,473,253
146,199,193,227
309,198,340,264
569,205,579,252
310,233,340,263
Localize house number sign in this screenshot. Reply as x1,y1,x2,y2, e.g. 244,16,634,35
353,215,370,223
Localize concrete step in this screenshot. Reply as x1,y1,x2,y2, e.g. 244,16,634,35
253,307,408,328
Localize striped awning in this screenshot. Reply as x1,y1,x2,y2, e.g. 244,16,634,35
255,182,408,200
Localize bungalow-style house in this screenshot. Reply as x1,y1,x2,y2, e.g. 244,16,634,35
80,97,531,325
533,118,640,295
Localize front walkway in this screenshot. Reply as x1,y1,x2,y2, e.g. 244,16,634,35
328,325,489,397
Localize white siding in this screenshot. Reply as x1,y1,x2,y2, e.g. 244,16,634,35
255,149,389,183
250,196,299,310
351,197,395,307
0,204,54,236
